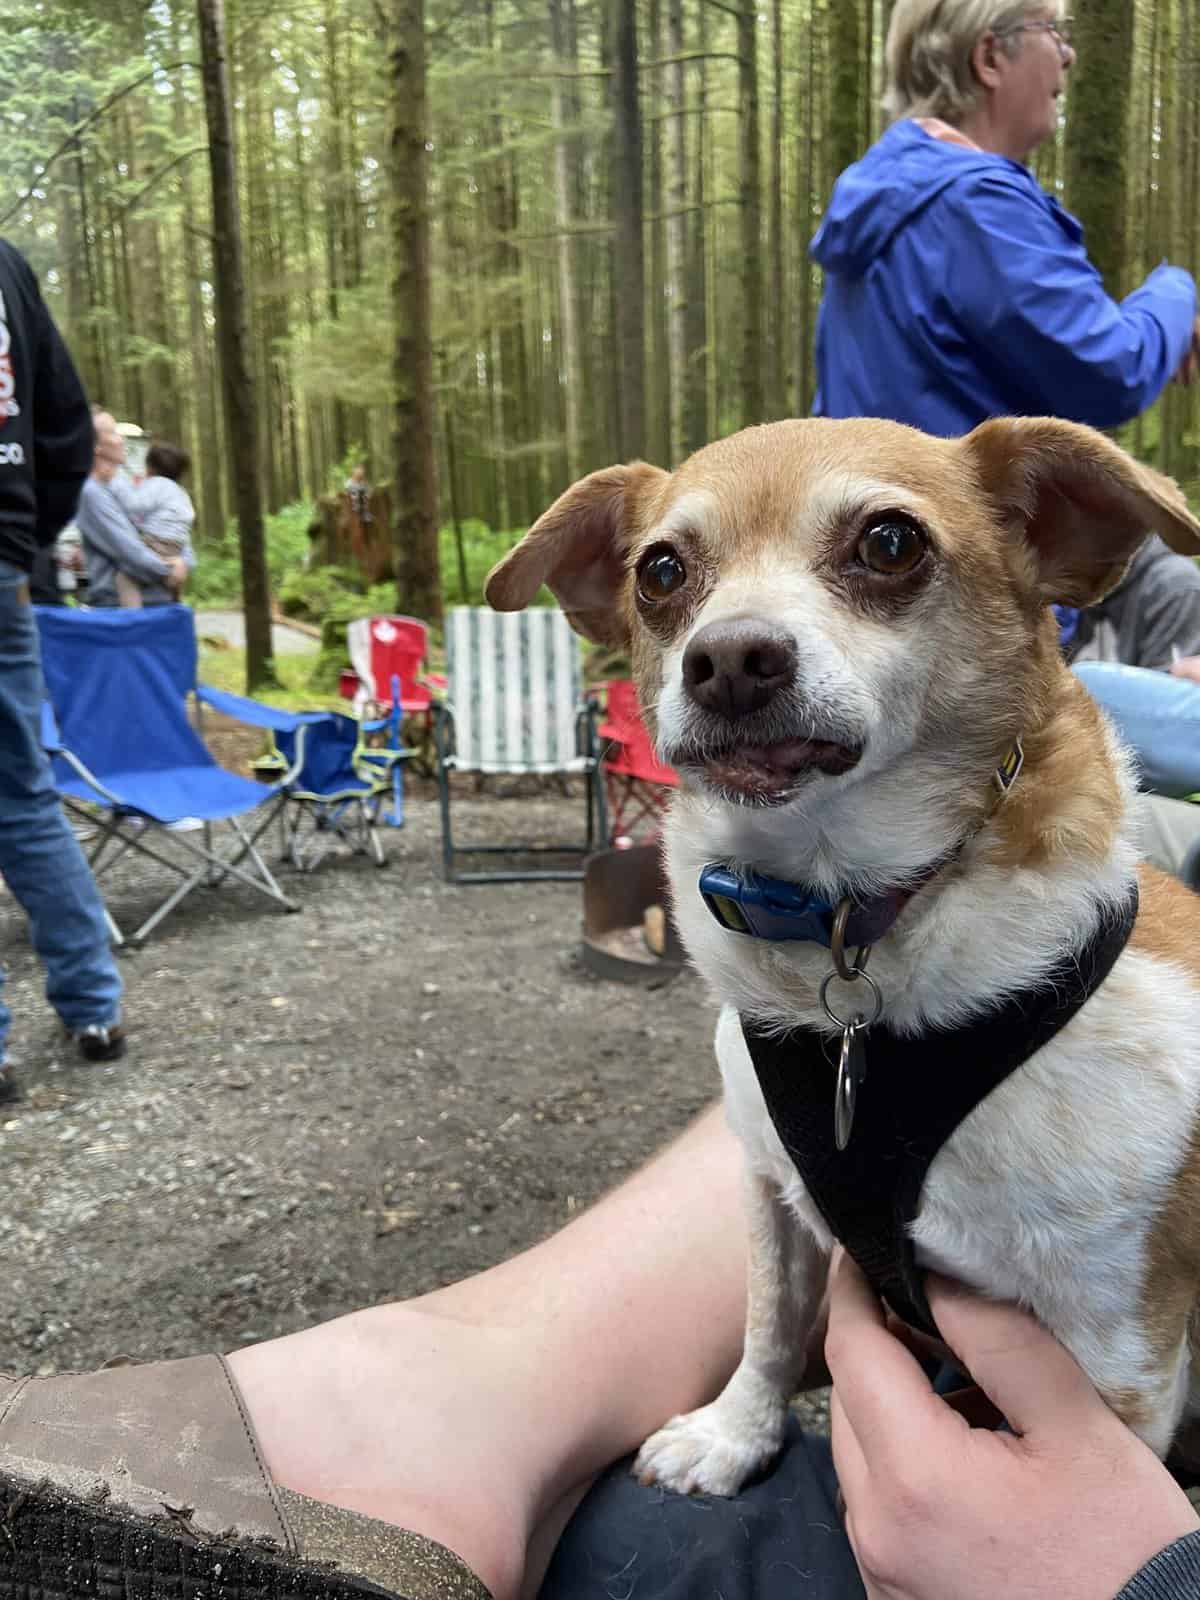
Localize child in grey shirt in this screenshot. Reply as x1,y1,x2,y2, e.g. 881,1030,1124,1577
109,440,196,607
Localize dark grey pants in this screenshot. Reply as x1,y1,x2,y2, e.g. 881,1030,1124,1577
540,1419,865,1599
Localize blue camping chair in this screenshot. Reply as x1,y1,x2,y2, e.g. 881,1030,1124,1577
255,711,411,871
36,605,327,946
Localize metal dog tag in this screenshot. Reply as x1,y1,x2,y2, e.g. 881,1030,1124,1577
834,1018,868,1152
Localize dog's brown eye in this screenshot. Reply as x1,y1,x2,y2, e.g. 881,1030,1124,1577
637,544,687,602
856,517,926,576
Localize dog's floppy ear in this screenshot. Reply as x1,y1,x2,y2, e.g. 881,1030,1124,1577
961,416,1200,606
485,462,668,646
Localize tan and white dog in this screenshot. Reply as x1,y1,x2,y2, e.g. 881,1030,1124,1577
486,415,1200,1496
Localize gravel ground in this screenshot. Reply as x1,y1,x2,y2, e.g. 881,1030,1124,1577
1,771,710,1356
1,744,830,1432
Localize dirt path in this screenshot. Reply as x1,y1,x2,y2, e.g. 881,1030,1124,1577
196,609,320,656
2,789,719,1373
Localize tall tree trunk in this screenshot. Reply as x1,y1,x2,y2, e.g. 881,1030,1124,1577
1155,0,1179,476
293,115,324,498
611,0,645,457
503,159,537,526
598,0,623,464
664,0,688,462
72,133,104,400
324,0,350,465
196,0,275,688
175,35,226,541
339,28,369,455
645,0,668,465
684,0,711,453
768,0,786,419
549,0,584,482
796,0,820,413
1132,0,1161,459
387,0,442,622
828,0,863,183
57,178,87,372
738,0,763,426
1182,0,1200,481
1063,0,1133,297
244,61,278,511
116,108,145,424
145,219,183,442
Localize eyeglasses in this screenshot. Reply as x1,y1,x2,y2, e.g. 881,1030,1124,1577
995,16,1074,60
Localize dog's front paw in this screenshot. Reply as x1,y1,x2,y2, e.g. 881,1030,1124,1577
633,1396,785,1496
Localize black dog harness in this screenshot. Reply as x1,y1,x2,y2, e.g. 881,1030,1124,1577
740,886,1139,1337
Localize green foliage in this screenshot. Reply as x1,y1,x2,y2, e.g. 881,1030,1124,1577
438,518,529,605
310,582,400,692
187,540,243,607
193,501,533,620
278,565,364,621
197,642,343,713
262,502,317,580
191,501,318,607
291,287,393,411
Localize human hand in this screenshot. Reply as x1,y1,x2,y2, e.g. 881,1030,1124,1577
168,557,188,590
1172,315,1200,386
826,1254,1198,1600
1169,654,1200,685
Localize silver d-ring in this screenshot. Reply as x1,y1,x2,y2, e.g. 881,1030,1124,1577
820,968,884,1031
830,899,871,983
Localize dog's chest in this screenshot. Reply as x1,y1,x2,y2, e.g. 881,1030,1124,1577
723,947,1200,1342
915,952,1200,1312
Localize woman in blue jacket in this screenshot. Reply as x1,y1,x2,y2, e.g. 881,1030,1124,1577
810,2,1198,433
812,2,1200,862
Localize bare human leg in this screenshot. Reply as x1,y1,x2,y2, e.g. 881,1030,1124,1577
227,1102,748,1600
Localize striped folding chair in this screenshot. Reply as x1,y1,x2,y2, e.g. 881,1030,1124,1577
434,606,607,882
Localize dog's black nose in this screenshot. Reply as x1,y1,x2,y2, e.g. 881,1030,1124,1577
682,619,797,720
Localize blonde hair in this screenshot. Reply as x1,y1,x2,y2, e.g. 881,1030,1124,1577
883,1,1055,123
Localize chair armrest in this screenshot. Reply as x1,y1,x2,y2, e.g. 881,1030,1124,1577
40,701,63,754
196,684,327,734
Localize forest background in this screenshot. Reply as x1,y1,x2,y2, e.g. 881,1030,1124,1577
0,0,1194,686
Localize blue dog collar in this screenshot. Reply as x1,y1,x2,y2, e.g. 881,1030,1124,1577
699,864,889,946
698,740,1024,947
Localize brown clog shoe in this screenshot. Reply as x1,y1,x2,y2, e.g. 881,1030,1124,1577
0,1356,492,1600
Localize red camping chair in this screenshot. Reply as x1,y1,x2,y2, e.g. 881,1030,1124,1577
597,678,678,843
340,615,446,719
339,614,447,799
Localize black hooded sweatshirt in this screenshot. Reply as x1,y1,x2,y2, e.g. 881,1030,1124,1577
0,238,93,572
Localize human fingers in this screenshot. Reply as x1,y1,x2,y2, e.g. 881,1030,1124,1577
884,1311,956,1370
825,1256,952,1471
829,1385,870,1508
924,1276,1107,1442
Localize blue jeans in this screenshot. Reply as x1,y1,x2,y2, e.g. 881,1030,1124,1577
0,558,122,1060
1073,661,1200,799
540,1419,863,1599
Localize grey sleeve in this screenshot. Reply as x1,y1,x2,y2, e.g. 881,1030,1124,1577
1132,559,1200,670
1113,1530,1200,1596
105,474,140,519
81,485,170,584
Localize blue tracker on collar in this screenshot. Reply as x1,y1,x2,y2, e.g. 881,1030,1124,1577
699,863,838,945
